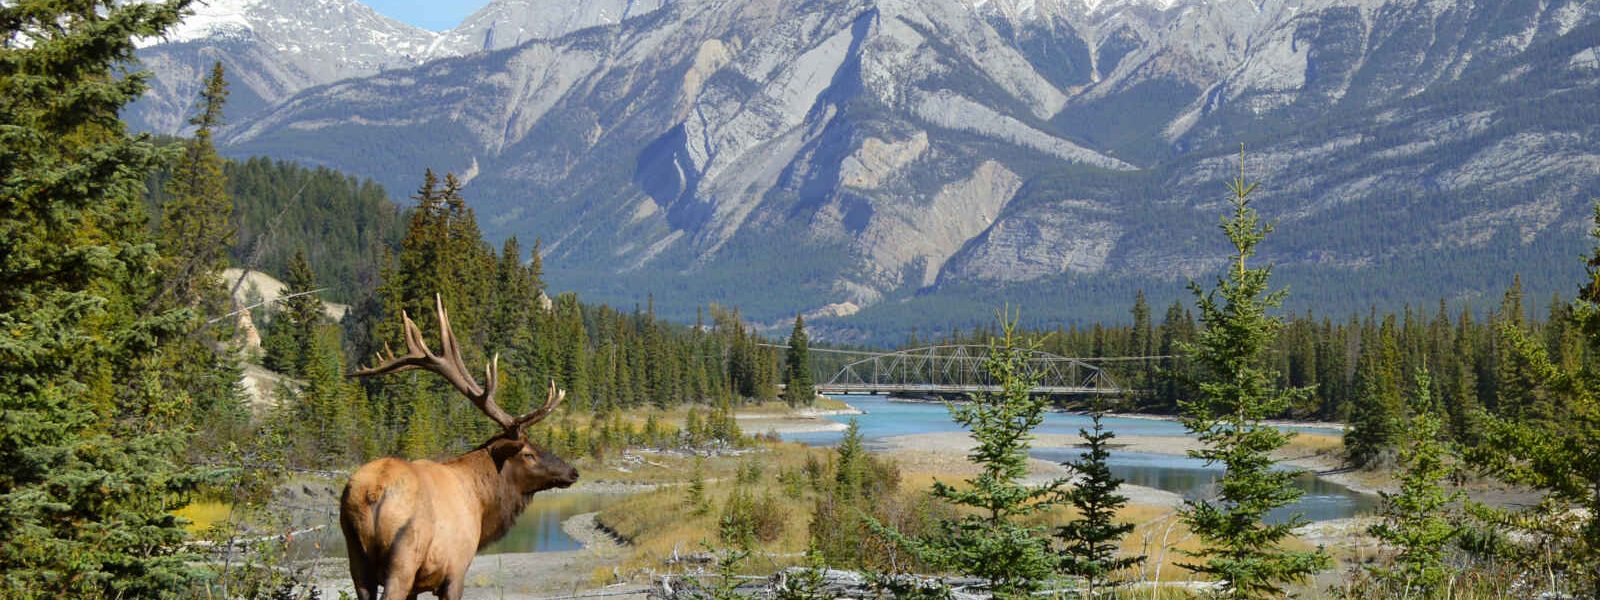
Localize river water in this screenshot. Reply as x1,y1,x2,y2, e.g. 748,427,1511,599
788,395,1374,523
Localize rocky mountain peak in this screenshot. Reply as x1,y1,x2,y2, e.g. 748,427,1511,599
139,0,436,61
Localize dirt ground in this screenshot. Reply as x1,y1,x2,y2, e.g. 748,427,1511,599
310,512,653,600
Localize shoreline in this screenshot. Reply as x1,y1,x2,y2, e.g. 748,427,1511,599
734,399,862,435
878,430,1383,497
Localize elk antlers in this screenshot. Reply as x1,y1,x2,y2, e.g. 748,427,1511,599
353,294,563,435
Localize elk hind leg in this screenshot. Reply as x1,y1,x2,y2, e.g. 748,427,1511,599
342,519,380,600
438,573,466,600
378,568,416,600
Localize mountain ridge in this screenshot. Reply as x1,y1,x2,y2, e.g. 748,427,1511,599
134,0,1600,339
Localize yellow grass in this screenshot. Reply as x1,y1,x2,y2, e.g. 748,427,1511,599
1284,432,1345,457
813,396,852,411
596,443,831,573
174,501,233,533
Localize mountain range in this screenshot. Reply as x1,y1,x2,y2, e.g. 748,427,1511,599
132,0,1600,340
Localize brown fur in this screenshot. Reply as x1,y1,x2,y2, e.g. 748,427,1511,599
339,436,578,600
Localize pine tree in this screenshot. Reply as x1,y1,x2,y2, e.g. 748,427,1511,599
1056,410,1144,598
1366,368,1460,596
0,1,212,595
784,314,815,406
1176,149,1329,598
887,314,1066,598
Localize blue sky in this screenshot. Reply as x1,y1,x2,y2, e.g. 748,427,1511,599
365,0,493,31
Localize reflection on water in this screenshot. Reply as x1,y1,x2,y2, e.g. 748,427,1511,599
482,492,617,554
791,395,1370,522
292,492,618,558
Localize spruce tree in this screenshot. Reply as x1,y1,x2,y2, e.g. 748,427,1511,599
157,60,233,312
889,314,1066,598
687,457,710,515
1056,410,1143,598
1177,150,1329,598
0,1,212,596
1345,319,1403,469
262,249,323,376
151,60,251,456
1130,291,1155,392
1366,368,1460,596
834,418,866,499
784,314,815,406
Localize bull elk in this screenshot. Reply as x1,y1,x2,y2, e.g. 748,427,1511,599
340,295,579,600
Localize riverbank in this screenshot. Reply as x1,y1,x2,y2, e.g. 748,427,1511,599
1101,410,1350,432
875,433,1183,508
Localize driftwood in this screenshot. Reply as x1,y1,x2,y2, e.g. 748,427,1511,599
651,568,989,599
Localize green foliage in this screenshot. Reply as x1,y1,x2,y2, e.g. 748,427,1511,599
1344,317,1405,469
0,0,218,596
146,152,402,306
834,419,867,500
260,249,323,376
1364,368,1462,597
884,314,1066,598
1463,207,1600,595
810,418,929,572
269,324,373,468
1056,410,1143,596
1177,151,1329,598
718,487,785,549
784,315,815,407
224,156,401,303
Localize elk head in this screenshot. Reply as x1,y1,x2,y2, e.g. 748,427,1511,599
354,295,579,494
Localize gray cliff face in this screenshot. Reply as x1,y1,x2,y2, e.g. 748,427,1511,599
149,0,1600,331
426,0,668,58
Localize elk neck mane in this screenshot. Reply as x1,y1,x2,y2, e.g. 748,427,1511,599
446,444,533,549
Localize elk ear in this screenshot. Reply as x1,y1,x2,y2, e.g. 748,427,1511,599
488,439,522,469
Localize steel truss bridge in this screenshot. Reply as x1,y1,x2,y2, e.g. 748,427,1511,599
771,345,1130,396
